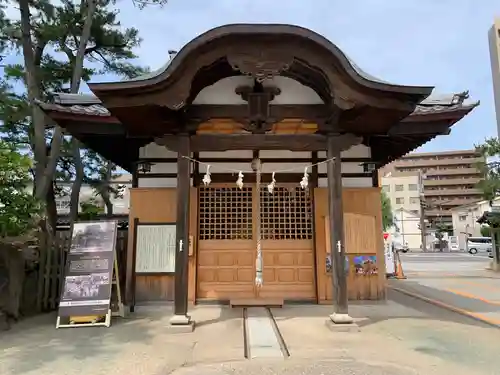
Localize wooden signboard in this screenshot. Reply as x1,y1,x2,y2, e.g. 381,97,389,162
56,220,124,328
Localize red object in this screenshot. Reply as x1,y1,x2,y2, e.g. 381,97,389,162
383,232,389,240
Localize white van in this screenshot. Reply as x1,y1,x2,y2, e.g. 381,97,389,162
466,237,492,254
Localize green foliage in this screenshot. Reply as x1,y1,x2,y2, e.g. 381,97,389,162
381,190,394,231
79,198,104,220
480,225,491,238
0,0,150,204
0,140,41,237
475,137,500,201
434,222,452,240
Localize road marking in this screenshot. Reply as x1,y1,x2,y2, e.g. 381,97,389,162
390,286,500,328
445,288,500,306
458,280,500,291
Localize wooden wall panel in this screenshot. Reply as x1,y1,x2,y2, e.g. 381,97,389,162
127,188,197,303
314,187,386,302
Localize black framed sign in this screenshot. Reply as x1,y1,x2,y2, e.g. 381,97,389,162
58,220,118,317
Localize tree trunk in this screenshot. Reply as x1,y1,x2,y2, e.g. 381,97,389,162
19,0,63,200
0,247,26,321
67,0,97,227
69,140,84,224
102,160,114,217
46,183,58,233
71,0,97,93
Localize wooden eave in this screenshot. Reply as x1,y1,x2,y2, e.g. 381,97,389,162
38,99,478,171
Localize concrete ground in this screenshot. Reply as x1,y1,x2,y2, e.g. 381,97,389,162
1,289,499,375
393,252,500,327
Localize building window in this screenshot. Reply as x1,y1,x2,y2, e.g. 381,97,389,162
382,185,390,192
459,215,467,221
395,184,404,192
409,197,420,204
395,197,404,204
408,184,418,191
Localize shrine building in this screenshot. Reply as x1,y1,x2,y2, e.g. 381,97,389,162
38,24,478,328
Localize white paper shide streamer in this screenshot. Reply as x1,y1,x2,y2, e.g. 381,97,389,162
267,172,276,194
236,171,244,189
202,165,211,186
300,167,309,189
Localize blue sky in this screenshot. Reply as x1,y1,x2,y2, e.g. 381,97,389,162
3,0,500,152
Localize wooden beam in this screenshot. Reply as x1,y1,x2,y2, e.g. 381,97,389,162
155,133,362,152
61,121,125,135
327,135,349,316
186,104,330,122
172,135,191,323
388,121,451,136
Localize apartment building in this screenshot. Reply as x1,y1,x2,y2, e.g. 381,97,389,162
380,149,484,225
450,198,494,249
381,173,421,214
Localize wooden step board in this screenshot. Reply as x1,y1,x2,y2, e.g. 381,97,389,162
230,298,284,308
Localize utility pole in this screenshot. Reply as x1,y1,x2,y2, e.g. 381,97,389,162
419,171,427,252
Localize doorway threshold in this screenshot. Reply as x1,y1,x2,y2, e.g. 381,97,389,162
230,298,284,308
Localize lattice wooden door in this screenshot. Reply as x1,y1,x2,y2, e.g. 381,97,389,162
196,184,316,301
197,186,256,300
258,185,316,301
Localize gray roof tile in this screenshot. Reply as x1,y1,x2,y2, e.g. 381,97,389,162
37,90,478,119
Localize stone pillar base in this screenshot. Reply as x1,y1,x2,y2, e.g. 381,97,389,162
167,314,195,333
325,313,359,332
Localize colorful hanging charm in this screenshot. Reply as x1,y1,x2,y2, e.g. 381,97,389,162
300,167,309,189
202,165,211,186
236,171,244,189
267,172,276,194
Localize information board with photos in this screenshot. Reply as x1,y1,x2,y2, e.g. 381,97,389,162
58,220,118,317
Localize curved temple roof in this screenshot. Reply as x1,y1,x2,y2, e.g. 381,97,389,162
87,23,434,99
36,23,480,170
126,26,390,85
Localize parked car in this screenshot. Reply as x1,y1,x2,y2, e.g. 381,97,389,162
467,237,492,254
392,241,409,253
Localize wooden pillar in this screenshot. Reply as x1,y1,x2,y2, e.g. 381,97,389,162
326,135,353,324
170,135,193,327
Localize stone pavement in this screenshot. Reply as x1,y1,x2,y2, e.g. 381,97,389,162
393,251,500,326
1,295,499,375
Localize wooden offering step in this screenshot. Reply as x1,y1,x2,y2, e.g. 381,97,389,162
230,298,284,308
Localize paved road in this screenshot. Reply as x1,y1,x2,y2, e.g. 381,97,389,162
392,251,500,327
400,251,491,275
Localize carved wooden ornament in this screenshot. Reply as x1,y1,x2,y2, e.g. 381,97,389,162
227,48,295,82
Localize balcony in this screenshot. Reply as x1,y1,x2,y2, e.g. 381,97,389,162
425,210,453,217
424,188,482,196
394,157,484,169
423,167,482,176
423,177,481,186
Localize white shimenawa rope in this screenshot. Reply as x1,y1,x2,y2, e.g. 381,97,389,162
181,155,336,175
180,155,338,287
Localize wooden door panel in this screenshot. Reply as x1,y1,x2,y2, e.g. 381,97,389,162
197,240,255,299
258,239,315,300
